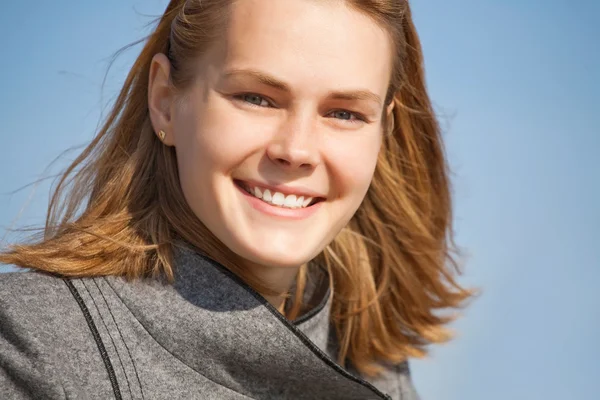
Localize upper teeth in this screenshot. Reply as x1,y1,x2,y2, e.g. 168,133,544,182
249,186,313,209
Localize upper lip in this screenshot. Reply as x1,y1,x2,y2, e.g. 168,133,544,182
235,179,326,199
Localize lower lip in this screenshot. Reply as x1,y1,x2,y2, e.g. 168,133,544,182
235,183,322,220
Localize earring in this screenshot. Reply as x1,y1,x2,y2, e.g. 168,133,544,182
158,130,166,141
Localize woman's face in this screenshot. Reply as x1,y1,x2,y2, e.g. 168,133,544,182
167,0,393,268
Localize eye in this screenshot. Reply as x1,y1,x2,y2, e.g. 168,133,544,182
332,110,352,120
328,109,366,124
234,93,271,107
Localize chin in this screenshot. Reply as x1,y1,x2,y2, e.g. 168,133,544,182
238,239,324,269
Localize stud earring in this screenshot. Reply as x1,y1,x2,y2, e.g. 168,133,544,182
158,130,166,141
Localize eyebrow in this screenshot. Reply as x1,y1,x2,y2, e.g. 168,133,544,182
222,69,291,92
328,90,382,106
221,68,383,107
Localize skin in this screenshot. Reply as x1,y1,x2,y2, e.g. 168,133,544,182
148,0,394,312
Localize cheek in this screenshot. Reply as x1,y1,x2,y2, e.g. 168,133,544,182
324,132,381,201
173,96,268,173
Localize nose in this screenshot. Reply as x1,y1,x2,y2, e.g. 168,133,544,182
266,112,320,170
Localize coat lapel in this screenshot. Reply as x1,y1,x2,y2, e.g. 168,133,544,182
106,247,390,399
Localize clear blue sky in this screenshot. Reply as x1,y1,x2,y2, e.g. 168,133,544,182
1,1,598,399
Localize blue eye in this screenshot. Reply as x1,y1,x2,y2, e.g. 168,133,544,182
329,110,365,123
237,94,270,107
332,110,352,120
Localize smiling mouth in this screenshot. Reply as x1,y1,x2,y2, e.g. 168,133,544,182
234,180,324,209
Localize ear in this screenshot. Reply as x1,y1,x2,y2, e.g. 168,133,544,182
148,53,176,146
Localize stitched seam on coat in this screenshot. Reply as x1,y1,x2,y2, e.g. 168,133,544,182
63,279,123,400
81,280,134,400
95,278,146,400
103,278,254,400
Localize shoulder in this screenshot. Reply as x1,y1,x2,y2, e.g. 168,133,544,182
0,270,82,348
393,361,420,400
363,361,420,400
0,270,96,350
0,271,78,398
0,270,73,319
0,269,68,291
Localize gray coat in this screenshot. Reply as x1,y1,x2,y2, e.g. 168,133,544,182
0,248,419,399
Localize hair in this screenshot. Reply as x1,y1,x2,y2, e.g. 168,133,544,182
0,0,473,377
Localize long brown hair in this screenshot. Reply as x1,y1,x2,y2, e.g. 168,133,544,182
0,0,472,377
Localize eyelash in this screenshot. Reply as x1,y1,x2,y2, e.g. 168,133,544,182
233,93,367,124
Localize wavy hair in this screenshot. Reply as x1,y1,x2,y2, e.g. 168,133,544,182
0,0,473,377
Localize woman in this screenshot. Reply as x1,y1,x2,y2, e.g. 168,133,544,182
0,0,471,398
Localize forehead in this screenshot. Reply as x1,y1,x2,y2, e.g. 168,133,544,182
209,0,393,95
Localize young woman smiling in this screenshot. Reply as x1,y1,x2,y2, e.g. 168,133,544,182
0,0,472,398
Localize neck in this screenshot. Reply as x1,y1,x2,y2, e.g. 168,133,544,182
245,261,300,314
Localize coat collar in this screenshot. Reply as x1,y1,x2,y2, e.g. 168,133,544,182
106,246,390,399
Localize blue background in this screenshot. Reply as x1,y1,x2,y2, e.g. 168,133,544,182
1,1,598,398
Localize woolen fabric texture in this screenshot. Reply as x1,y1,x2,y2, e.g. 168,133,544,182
0,247,419,399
